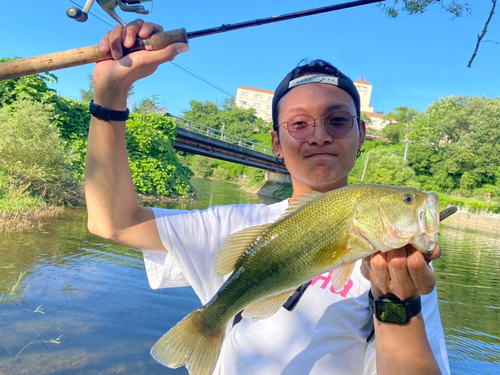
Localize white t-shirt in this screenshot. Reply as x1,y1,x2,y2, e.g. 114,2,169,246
143,200,450,375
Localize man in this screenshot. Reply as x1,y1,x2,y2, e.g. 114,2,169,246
85,20,449,374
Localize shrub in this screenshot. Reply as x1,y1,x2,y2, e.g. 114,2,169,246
0,99,77,204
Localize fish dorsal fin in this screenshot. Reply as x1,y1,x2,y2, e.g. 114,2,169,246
242,289,296,320
213,223,271,276
280,191,324,219
331,262,356,292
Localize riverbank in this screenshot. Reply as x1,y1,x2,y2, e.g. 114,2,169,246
441,208,500,233
240,180,292,199
2,179,499,234
0,206,62,232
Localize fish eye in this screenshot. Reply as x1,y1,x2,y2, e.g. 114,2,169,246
403,195,414,204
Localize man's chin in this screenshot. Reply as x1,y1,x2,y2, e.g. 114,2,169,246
304,173,347,192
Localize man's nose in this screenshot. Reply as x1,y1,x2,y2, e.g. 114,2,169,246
308,120,333,144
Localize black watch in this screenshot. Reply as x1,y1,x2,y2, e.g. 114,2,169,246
89,100,129,122
368,290,421,324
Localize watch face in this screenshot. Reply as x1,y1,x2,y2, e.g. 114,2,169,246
375,301,410,324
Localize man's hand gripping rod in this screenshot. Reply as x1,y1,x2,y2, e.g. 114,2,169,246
0,0,384,81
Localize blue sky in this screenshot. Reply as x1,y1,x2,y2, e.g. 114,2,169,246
2,1,498,117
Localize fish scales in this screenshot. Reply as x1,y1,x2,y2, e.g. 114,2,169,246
198,186,364,330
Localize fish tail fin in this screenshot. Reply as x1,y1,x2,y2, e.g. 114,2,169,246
151,310,225,375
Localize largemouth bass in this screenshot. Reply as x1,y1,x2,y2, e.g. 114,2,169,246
151,184,445,375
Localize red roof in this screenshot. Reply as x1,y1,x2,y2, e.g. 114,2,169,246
238,86,275,95
362,111,385,119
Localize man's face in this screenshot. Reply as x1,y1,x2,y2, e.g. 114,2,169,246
271,83,365,196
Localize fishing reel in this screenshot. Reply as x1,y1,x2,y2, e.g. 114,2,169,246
66,0,152,26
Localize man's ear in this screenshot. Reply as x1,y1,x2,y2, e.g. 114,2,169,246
271,130,282,157
358,120,366,150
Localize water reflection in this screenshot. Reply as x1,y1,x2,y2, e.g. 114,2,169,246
0,179,279,375
436,224,500,374
0,179,498,374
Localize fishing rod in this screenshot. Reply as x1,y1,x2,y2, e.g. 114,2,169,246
0,0,384,81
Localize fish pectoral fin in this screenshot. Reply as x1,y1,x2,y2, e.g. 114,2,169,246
242,289,296,320
331,262,356,292
213,223,271,276
279,191,324,219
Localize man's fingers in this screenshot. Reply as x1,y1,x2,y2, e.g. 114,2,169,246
407,249,436,295
386,247,417,300
138,22,164,39
123,19,145,48
100,30,112,54
369,252,391,295
109,24,125,59
424,244,442,263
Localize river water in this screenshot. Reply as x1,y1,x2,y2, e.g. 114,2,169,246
0,179,498,375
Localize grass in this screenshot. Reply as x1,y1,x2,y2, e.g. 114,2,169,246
0,196,62,232
437,192,500,214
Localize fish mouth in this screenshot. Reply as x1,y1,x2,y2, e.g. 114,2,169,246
412,193,440,254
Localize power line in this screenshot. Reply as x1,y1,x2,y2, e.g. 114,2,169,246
171,62,233,98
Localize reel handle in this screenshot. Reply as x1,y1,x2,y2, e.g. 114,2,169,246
0,28,188,81
66,7,89,22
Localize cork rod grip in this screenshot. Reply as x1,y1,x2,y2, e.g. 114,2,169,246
0,28,188,81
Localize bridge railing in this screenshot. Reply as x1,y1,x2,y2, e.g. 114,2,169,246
167,114,275,156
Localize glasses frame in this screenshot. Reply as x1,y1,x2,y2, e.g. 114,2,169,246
279,111,359,141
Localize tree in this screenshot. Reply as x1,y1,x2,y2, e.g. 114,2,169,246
382,105,419,144
0,99,77,203
380,0,497,67
132,94,167,114
183,97,260,139
79,74,134,104
79,74,94,102
406,96,500,194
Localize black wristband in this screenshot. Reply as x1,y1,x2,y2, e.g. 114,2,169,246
89,100,130,122
368,290,421,324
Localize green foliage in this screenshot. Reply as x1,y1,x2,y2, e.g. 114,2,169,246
381,122,406,143
350,148,417,187
407,96,500,195
0,58,59,107
181,97,273,183
190,155,214,178
0,99,77,204
79,74,94,103
437,193,500,214
132,94,166,114
381,105,419,144
380,1,471,18
126,113,194,198
183,97,266,140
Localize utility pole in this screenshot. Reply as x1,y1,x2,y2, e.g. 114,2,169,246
361,155,369,181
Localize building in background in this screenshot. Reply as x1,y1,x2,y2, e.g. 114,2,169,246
236,76,390,131
353,75,390,132
235,86,274,121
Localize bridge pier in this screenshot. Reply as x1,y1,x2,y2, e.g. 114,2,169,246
265,171,291,183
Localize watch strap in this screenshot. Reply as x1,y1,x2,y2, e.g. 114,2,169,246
368,290,421,324
89,100,130,122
